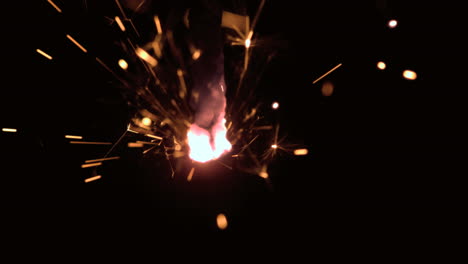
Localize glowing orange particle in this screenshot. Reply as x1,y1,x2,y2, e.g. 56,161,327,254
388,19,398,28
272,102,279,109
377,61,386,70
141,117,152,126
216,214,228,230
403,70,417,80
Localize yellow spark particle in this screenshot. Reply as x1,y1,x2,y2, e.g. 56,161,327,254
128,142,144,148
2,128,17,133
154,15,162,35
294,148,308,156
245,38,251,48
36,49,53,60
403,70,417,80
272,102,279,109
321,81,334,97
141,117,152,126
271,144,278,149
187,167,195,182
145,134,163,140
192,49,201,60
388,19,398,28
65,135,83,140
377,61,386,70
84,175,102,183
85,156,120,163
216,214,228,230
259,171,268,179
47,0,62,13
118,59,128,70
81,162,102,168
115,16,126,32
313,63,342,84
66,34,87,53
136,47,157,67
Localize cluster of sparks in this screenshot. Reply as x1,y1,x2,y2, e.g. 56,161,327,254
1,1,420,230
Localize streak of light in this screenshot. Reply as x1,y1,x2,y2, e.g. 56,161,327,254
135,141,159,145
245,38,251,48
177,69,187,99
128,142,144,148
272,102,279,109
85,156,120,163
47,0,62,13
192,49,201,60
313,63,342,84
388,19,398,28
403,70,417,80
81,162,102,168
154,15,162,35
294,149,308,156
118,59,128,70
377,61,386,70
271,144,278,149
145,134,163,140
66,34,87,53
136,47,157,67
216,214,228,230
252,126,273,130
141,117,152,126
65,135,83,140
84,175,102,183
2,128,17,133
187,167,195,181
70,141,112,145
115,16,126,32
36,49,53,60
114,0,128,19
321,81,334,97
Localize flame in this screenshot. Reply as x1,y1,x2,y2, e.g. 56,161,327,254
187,119,232,163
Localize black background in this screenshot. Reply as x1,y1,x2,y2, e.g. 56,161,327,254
1,0,463,256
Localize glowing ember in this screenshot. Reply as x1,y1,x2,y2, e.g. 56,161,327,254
403,70,417,80
272,102,279,109
187,119,232,163
377,61,386,70
388,19,398,28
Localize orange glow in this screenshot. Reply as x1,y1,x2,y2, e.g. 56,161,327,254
259,171,268,179
66,34,87,53
154,16,162,35
377,61,386,70
313,63,342,84
294,148,308,156
85,156,120,163
272,102,279,109
128,142,144,148
118,59,128,70
187,167,195,181
81,162,102,168
403,70,417,80
216,214,228,230
271,144,278,149
321,81,334,97
115,16,126,32
2,128,17,133
187,119,232,163
136,48,157,67
65,135,82,139
141,117,152,126
388,19,398,28
36,49,53,60
192,49,201,60
245,38,251,48
84,175,102,183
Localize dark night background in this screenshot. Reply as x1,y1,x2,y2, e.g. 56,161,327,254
0,0,463,256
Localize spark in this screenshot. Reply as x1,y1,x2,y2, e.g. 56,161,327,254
187,167,195,181
176,69,187,99
128,142,144,148
69,141,112,145
187,120,232,163
47,0,62,13
192,49,201,60
388,19,398,28
313,63,342,84
216,214,228,230
85,156,120,163
377,61,386,70
2,128,17,133
81,162,102,168
154,15,163,35
65,135,83,140
272,102,279,109
403,70,417,80
271,144,278,149
66,34,88,53
118,59,128,70
259,170,269,179
136,47,158,67
141,117,152,126
294,148,308,156
115,16,126,32
84,175,102,183
145,134,163,140
36,49,53,60
244,38,251,48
